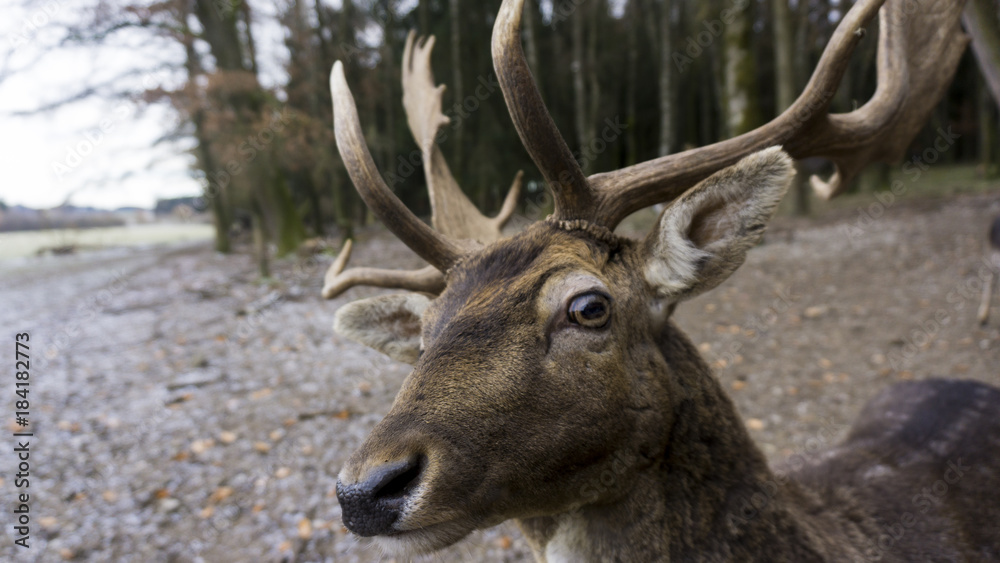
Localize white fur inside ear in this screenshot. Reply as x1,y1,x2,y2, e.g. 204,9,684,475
333,293,431,365
644,147,794,300
644,205,713,296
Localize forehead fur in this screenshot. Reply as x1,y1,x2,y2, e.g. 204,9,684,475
447,222,624,293
424,222,629,343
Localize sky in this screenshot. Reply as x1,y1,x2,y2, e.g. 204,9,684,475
0,0,618,211
0,0,287,210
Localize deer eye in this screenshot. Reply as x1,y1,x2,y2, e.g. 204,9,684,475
567,292,611,328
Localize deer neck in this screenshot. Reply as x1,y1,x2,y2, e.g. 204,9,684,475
516,321,803,562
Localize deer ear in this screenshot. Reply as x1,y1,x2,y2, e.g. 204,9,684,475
334,294,431,365
642,147,794,301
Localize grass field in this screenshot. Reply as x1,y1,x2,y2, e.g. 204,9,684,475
0,222,214,260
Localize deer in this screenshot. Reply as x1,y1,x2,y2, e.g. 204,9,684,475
323,0,1000,560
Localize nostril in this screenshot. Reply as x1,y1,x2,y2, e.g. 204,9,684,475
372,455,425,500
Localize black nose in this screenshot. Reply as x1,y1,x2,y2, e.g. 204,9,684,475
337,456,424,536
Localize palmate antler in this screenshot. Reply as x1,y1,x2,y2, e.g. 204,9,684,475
322,32,522,299
328,0,967,296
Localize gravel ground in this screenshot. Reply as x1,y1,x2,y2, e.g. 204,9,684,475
1,191,999,562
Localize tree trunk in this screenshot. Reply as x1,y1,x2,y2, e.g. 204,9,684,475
586,0,600,160
181,15,231,253
334,0,357,237
449,0,464,172
721,0,759,137
626,0,639,165
658,0,675,156
523,0,541,81
772,0,808,214
963,0,1000,108
419,0,430,34
251,200,270,279
981,75,999,177
572,2,590,172
771,0,795,112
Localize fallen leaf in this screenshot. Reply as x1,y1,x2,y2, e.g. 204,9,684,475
804,305,829,318
208,486,234,504
298,518,313,539
250,388,273,401
39,517,58,529
190,439,215,454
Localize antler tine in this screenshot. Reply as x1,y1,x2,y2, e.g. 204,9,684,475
493,0,597,221
493,170,524,231
586,0,888,227
321,239,446,299
330,61,469,271
323,258,445,299
803,0,969,198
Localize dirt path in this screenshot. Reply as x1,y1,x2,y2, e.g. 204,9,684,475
1,192,998,562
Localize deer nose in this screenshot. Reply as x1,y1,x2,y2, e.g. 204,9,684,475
337,456,425,536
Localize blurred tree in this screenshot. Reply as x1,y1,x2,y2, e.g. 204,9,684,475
720,0,760,137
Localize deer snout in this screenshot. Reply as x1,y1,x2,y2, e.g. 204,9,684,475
336,455,425,536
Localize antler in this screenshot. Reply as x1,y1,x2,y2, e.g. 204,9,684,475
322,239,446,299
402,31,523,241
324,33,523,299
493,0,968,228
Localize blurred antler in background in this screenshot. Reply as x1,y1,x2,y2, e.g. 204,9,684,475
323,31,522,300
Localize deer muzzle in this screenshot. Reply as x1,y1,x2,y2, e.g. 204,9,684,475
336,455,425,536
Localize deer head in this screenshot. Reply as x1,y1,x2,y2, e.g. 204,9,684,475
327,0,967,556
